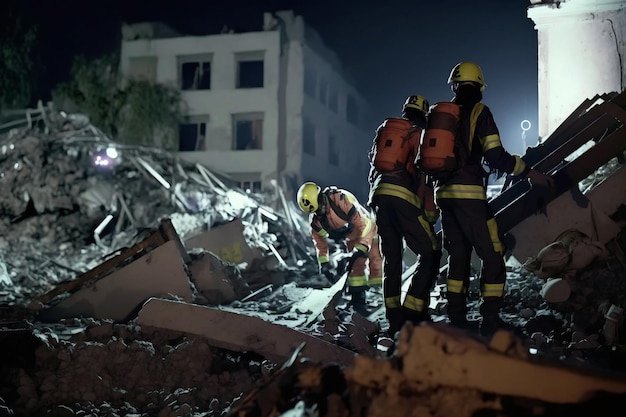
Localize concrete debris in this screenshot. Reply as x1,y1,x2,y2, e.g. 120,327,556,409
136,297,357,365
2,96,626,416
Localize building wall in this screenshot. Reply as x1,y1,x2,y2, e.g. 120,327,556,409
528,0,626,139
298,43,373,201
120,11,374,201
121,30,282,187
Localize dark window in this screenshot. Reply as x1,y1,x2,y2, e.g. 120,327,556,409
181,61,211,90
328,88,338,113
303,119,316,156
347,94,359,125
319,79,327,105
304,67,316,97
233,117,263,150
237,60,264,88
179,121,206,151
240,180,262,193
328,134,339,166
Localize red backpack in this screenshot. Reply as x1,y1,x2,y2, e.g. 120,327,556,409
370,117,422,174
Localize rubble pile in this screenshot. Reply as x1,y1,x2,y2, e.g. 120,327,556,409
0,107,315,306
1,103,626,416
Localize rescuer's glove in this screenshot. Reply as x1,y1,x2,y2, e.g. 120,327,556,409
320,262,336,283
345,245,368,274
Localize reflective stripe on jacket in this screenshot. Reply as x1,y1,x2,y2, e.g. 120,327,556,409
436,102,528,201
310,189,373,263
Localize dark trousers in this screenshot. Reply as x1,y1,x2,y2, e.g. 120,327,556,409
372,195,440,329
438,198,506,325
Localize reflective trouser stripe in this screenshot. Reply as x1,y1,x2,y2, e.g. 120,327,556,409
385,295,401,309
354,243,368,253
368,276,383,286
418,214,441,251
403,294,426,313
318,256,329,263
486,218,505,254
348,275,368,287
482,283,505,297
447,278,466,294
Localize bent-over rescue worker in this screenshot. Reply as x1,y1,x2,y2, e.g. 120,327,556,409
297,182,383,309
367,95,442,335
437,61,555,337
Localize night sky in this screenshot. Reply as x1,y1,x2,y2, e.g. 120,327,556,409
13,0,538,154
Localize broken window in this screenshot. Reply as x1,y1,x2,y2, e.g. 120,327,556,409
128,56,157,83
233,113,263,150
229,172,262,193
328,88,338,113
319,79,327,105
240,180,262,193
346,94,359,125
236,51,264,88
304,66,316,98
303,119,316,156
328,134,339,166
178,54,212,90
178,117,207,151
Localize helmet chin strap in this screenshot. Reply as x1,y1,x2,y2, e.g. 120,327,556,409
316,193,327,215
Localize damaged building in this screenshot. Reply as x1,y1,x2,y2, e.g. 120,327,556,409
120,10,374,201
1,2,626,417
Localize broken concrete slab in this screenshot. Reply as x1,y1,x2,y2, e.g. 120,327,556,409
184,217,263,266
188,249,251,304
388,323,626,403
509,164,626,263
136,297,356,366
37,240,193,322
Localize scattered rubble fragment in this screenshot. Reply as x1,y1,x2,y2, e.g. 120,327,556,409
1,91,626,416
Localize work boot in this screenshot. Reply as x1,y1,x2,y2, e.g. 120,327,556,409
385,308,405,336
445,292,468,327
349,287,368,314
403,308,432,326
449,318,480,333
480,316,522,339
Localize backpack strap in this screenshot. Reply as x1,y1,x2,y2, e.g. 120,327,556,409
467,103,485,152
328,192,355,222
310,188,356,234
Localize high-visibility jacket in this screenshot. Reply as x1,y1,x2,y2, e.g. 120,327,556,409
309,187,374,263
435,101,528,201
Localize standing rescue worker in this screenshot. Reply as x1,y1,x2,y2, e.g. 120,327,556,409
367,95,442,335
437,62,554,337
297,182,383,310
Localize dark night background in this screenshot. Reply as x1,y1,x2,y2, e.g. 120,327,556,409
11,0,539,154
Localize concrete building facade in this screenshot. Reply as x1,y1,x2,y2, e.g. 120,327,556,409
528,0,626,140
119,11,374,201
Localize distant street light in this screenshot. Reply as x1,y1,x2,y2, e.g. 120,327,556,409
521,119,531,151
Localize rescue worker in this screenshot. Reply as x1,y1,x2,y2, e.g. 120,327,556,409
437,61,554,337
367,95,442,335
297,182,383,310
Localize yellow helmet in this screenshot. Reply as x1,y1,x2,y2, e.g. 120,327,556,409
297,181,321,213
447,61,486,92
403,95,430,114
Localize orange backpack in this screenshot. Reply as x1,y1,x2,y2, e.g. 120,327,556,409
416,102,461,177
416,101,485,181
371,118,421,174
